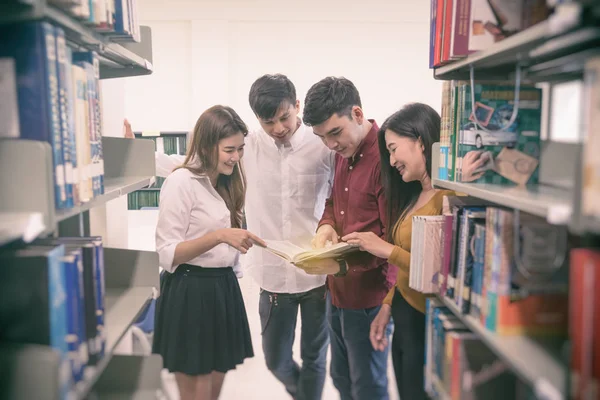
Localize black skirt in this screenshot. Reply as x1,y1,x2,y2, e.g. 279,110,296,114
152,264,254,375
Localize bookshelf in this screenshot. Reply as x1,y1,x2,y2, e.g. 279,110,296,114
437,294,567,398
0,3,162,397
429,1,599,399
0,212,45,247
433,3,600,81
0,137,162,399
0,0,153,79
128,131,187,210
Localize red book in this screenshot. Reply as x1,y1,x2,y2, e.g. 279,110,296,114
570,248,600,400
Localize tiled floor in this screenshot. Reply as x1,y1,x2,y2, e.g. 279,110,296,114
128,210,399,400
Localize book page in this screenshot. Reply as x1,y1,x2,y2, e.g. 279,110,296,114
292,242,359,264
263,240,308,262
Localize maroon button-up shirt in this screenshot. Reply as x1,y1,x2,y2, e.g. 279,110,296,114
318,120,397,309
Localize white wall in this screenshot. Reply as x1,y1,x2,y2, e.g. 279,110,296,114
123,0,442,133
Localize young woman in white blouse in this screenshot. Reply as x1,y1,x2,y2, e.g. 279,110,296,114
153,105,266,400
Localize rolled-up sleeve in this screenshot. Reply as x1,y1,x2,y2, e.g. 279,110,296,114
155,173,192,272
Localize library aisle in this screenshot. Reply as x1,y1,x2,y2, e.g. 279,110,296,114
127,210,400,400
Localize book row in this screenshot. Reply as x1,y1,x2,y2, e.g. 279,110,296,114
425,298,538,399
411,194,569,336
438,80,543,186
410,192,600,399
128,189,160,210
0,21,106,210
428,0,550,69
49,0,141,42
0,237,106,400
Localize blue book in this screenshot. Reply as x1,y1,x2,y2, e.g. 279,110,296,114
0,22,68,209
0,245,72,398
63,46,81,206
35,237,105,365
429,0,437,69
54,26,74,208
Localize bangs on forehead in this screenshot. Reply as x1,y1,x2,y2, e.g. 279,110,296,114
263,101,294,121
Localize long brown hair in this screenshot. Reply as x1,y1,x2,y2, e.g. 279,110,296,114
178,105,248,228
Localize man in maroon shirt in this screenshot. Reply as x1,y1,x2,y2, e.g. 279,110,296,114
298,77,396,400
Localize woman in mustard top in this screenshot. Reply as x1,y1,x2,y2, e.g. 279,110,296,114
343,103,454,400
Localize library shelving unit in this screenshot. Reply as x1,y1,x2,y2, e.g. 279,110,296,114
0,4,162,400
0,0,154,79
128,131,188,210
430,2,600,399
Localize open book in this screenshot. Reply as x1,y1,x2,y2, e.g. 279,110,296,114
262,240,359,264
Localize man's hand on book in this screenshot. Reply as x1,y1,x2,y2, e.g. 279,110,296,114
312,224,338,249
342,232,394,260
296,258,340,275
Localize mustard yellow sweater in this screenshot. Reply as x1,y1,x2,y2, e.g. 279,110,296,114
383,190,455,313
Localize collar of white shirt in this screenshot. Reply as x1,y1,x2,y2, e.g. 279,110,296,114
261,118,307,151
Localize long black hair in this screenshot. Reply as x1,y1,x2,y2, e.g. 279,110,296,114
378,103,441,242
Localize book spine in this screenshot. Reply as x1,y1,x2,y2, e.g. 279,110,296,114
434,0,445,66
64,47,81,206
55,27,74,209
452,0,471,57
441,0,454,63
38,23,68,210
429,0,437,68
62,253,83,383
47,245,72,397
0,58,20,138
94,238,106,357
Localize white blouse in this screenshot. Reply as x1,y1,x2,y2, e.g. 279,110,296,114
154,122,334,293
155,167,241,276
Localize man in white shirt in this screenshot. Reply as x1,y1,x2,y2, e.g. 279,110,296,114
138,74,334,400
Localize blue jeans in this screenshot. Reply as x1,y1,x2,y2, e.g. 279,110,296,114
327,292,393,400
259,285,329,400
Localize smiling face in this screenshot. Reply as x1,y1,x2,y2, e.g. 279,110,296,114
311,106,365,159
216,132,245,176
257,100,300,144
384,128,426,183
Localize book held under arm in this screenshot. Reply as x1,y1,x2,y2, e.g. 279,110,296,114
262,240,359,264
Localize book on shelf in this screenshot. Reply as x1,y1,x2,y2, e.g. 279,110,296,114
0,245,73,398
569,248,600,400
429,0,551,68
582,56,600,223
128,132,188,210
409,215,445,294
262,240,359,264
48,0,142,42
0,236,108,393
0,21,106,210
35,237,106,365
438,194,569,337
439,81,543,186
425,298,541,399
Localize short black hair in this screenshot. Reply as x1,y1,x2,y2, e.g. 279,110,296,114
248,74,296,120
302,77,362,127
